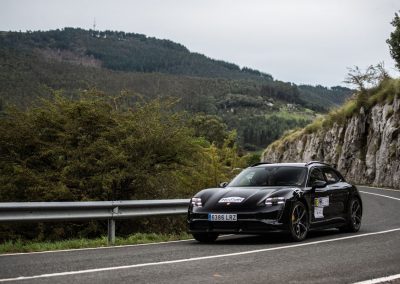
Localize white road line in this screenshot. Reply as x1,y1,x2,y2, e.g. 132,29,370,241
0,234,235,257
360,191,400,201
352,273,400,284
1,228,400,283
357,185,399,192
0,239,194,257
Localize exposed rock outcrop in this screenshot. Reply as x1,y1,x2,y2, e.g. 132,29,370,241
262,97,400,189
37,48,102,68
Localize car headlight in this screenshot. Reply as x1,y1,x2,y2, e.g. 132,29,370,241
265,197,285,206
191,197,202,207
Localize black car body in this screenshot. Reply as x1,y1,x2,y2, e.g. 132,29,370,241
188,162,363,242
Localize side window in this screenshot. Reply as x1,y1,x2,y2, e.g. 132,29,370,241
323,168,340,184
308,168,325,186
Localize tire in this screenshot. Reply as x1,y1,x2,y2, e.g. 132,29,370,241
192,233,219,243
340,198,362,233
288,201,309,242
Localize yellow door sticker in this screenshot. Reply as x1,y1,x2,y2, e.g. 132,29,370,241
314,197,329,207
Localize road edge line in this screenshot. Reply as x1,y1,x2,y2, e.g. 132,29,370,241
357,185,399,192
352,273,400,284
0,239,194,257
0,234,235,257
359,191,400,201
1,228,400,282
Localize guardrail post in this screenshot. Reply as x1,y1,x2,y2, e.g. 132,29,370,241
107,218,115,245
108,206,118,245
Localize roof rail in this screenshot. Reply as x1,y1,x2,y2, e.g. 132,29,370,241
305,161,331,167
251,162,271,167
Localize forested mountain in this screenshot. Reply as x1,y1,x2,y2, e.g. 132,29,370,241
0,28,353,149
0,28,273,81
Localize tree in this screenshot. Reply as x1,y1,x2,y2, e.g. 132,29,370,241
344,66,378,91
0,94,201,202
344,63,389,92
189,114,229,147
387,12,400,70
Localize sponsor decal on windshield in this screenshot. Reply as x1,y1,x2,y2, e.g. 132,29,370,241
218,197,245,203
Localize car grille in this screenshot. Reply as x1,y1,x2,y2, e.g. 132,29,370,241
189,220,280,232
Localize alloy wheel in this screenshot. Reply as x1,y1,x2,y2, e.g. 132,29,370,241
351,199,362,229
291,203,308,240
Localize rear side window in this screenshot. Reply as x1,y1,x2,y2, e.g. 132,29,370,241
323,168,341,184
308,168,325,186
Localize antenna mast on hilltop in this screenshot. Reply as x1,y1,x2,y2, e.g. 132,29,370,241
93,18,96,31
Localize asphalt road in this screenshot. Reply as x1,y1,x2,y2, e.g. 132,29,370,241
0,186,399,284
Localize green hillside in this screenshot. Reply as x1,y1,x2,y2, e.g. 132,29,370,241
0,28,273,81
0,28,353,149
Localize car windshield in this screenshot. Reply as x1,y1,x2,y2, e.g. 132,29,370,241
228,166,307,187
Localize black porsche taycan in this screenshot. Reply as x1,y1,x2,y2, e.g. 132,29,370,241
188,161,363,242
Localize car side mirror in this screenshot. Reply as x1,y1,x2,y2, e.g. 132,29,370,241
311,180,327,189
219,182,228,188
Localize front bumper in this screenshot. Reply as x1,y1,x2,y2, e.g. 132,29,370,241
188,211,286,234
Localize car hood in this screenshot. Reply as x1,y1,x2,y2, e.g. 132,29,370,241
199,186,295,211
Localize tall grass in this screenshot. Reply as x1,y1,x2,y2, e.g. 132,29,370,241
0,232,191,254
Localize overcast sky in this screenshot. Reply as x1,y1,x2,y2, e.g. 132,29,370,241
1,0,399,87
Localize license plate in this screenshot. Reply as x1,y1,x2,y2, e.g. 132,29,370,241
208,213,237,221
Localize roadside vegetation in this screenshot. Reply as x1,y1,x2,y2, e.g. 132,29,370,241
0,93,252,242
0,232,192,254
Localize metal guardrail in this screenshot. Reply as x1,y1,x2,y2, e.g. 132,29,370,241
0,199,190,245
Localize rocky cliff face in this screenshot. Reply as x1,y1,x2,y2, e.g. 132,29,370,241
262,97,400,189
